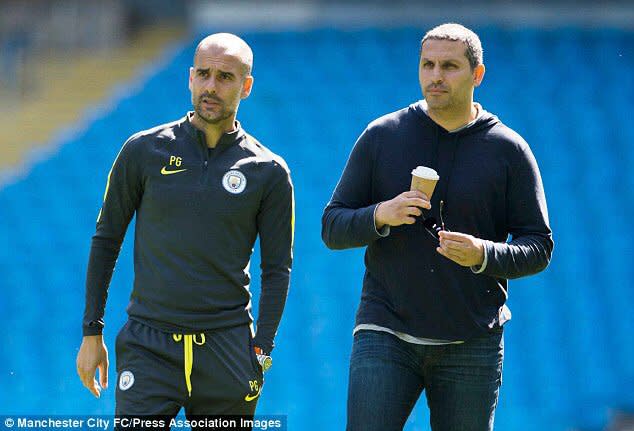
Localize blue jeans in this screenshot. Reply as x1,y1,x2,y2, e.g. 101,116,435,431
347,329,504,431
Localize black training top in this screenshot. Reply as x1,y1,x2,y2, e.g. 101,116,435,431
322,101,553,341
83,112,294,352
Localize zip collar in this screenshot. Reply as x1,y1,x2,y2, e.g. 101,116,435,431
182,111,246,151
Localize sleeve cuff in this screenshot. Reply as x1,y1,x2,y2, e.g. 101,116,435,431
470,241,489,274
373,203,390,237
253,335,274,354
82,320,104,336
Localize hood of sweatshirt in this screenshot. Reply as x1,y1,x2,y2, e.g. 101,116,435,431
411,99,500,136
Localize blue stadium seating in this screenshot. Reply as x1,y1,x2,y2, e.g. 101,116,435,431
1,27,632,430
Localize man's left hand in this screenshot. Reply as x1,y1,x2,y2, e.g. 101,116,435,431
254,347,272,372
436,231,485,267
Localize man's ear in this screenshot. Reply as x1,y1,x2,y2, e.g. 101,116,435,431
473,64,485,87
189,67,194,92
241,75,254,99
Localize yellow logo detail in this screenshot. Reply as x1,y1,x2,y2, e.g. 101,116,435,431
244,380,261,402
161,166,188,175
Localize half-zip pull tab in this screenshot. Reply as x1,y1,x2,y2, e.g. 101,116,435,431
200,148,210,186
203,148,211,169
205,147,214,166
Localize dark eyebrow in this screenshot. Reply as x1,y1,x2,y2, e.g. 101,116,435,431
421,58,462,65
195,67,237,78
218,70,236,78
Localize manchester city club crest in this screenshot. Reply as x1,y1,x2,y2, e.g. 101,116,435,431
119,370,135,391
222,170,247,194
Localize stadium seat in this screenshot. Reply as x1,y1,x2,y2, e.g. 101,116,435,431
1,26,632,430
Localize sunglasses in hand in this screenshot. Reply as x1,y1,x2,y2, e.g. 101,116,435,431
421,200,447,240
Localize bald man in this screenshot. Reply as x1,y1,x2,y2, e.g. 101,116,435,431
76,33,294,425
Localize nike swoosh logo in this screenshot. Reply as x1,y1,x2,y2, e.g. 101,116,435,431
244,387,262,402
161,166,188,175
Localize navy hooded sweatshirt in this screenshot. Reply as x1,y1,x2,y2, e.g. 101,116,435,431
322,101,553,341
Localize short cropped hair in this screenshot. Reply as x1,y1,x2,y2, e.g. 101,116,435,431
421,23,483,70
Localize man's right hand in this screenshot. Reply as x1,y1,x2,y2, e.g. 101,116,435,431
76,335,108,398
375,190,431,229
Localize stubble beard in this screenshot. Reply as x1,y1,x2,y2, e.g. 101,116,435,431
425,93,454,112
194,101,235,125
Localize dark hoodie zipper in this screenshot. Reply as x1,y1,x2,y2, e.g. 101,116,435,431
196,130,209,185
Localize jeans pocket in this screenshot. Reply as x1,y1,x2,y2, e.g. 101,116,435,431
445,331,504,380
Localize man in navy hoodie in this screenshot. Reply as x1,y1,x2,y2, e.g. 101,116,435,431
322,23,553,431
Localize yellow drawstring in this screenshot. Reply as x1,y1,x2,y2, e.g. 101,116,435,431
172,333,206,396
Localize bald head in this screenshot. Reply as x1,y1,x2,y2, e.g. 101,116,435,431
194,33,253,77
189,33,254,128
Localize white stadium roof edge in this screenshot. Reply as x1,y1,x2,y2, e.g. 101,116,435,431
190,1,634,31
